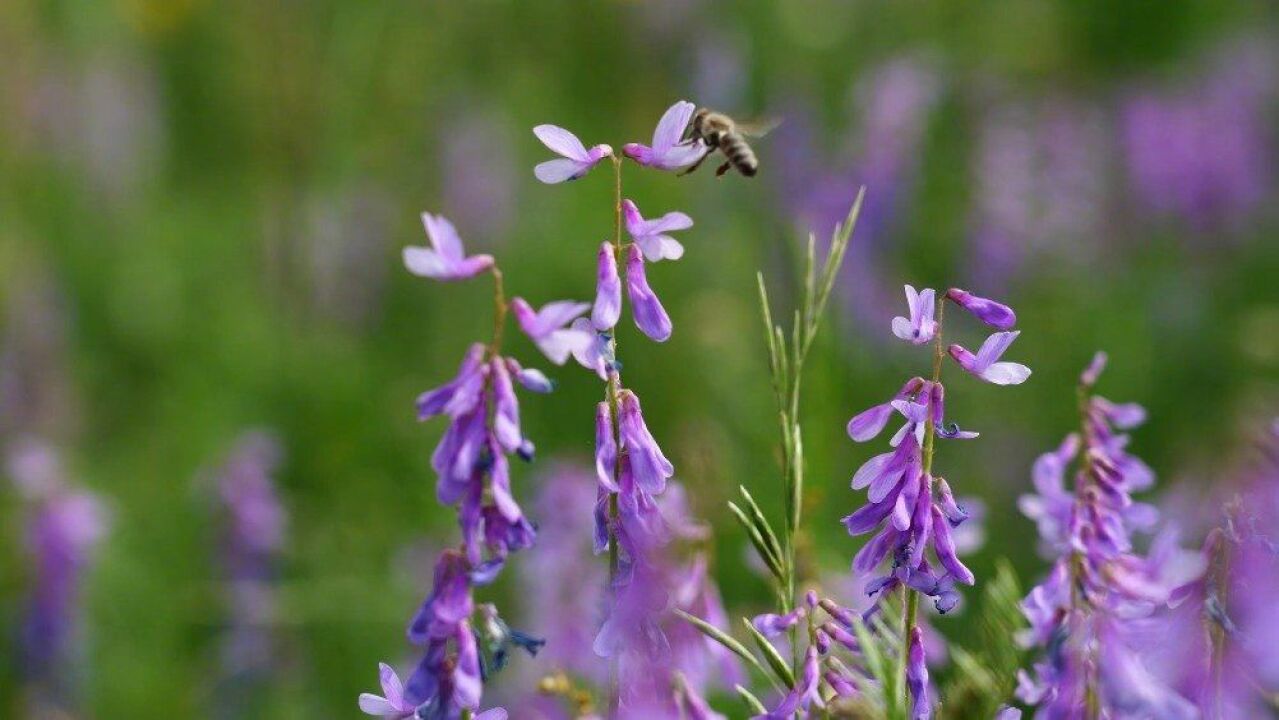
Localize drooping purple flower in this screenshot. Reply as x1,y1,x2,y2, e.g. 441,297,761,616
622,100,708,171
510,297,593,365
595,401,619,492
847,377,927,442
944,288,1016,330
358,663,417,719
753,645,824,719
891,285,938,345
416,344,487,421
532,124,612,184
592,241,623,331
403,212,495,282
622,199,693,262
618,390,674,495
907,626,931,719
502,357,554,394
947,331,1031,386
407,550,474,644
624,244,673,342
751,606,805,638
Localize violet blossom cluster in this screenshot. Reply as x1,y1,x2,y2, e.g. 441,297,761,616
532,100,728,716
842,285,1029,717
359,211,558,720
7,439,110,702
1015,352,1205,719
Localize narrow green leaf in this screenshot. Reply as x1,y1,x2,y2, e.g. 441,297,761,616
735,685,769,715
789,425,803,534
738,486,784,565
742,617,796,688
674,610,769,680
727,501,783,580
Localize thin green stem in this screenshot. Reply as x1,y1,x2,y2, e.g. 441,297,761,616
486,266,507,358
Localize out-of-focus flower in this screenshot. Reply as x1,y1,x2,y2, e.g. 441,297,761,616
623,101,707,171
403,212,495,281
8,440,111,689
532,125,612,183
947,331,1031,386
623,199,692,262
511,298,593,365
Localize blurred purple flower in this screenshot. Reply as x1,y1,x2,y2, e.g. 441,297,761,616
403,212,495,282
440,109,517,240
511,298,593,366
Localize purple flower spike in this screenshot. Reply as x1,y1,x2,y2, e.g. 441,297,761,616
532,124,611,184
623,199,693,262
594,402,619,492
403,212,495,281
947,331,1031,385
624,244,673,342
907,627,931,719
945,288,1017,330
592,241,622,330
358,662,416,718
618,390,674,494
892,285,938,345
623,100,708,171
510,297,592,365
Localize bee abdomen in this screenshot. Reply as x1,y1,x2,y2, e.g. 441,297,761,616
722,134,758,176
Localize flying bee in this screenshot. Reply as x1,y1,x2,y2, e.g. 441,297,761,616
680,109,779,178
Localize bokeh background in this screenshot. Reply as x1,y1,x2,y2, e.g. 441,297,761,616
2,0,1277,717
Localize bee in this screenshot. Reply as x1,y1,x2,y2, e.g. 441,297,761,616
680,109,779,178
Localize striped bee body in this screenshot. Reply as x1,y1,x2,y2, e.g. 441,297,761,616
681,108,775,178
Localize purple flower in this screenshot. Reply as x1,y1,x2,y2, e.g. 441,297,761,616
892,285,938,345
416,344,487,421
947,331,1031,385
532,124,611,184
359,663,416,719
407,550,473,644
907,626,931,719
618,390,674,495
594,401,619,492
624,244,673,342
403,212,495,281
623,199,693,262
944,288,1016,330
592,241,623,330
623,100,708,171
502,357,554,394
751,606,805,638
510,297,592,365
754,645,823,718
846,377,926,442
676,677,725,720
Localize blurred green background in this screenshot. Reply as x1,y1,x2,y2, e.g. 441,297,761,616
1,0,1277,717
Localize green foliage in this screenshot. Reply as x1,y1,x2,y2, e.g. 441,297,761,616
938,561,1027,719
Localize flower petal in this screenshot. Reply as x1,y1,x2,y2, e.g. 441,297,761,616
533,124,588,160
534,158,589,184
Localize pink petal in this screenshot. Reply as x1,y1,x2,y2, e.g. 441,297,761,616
421,212,464,260
533,124,588,160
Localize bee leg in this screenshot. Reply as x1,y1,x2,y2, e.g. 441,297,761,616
715,160,733,177
677,152,710,177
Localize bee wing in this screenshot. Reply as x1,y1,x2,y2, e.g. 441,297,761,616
736,117,781,138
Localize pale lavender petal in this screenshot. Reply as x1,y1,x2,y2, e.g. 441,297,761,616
651,100,697,151
422,212,464,260
592,241,622,330
980,361,1032,386
847,402,894,442
533,124,589,160
534,158,590,184
625,245,672,341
